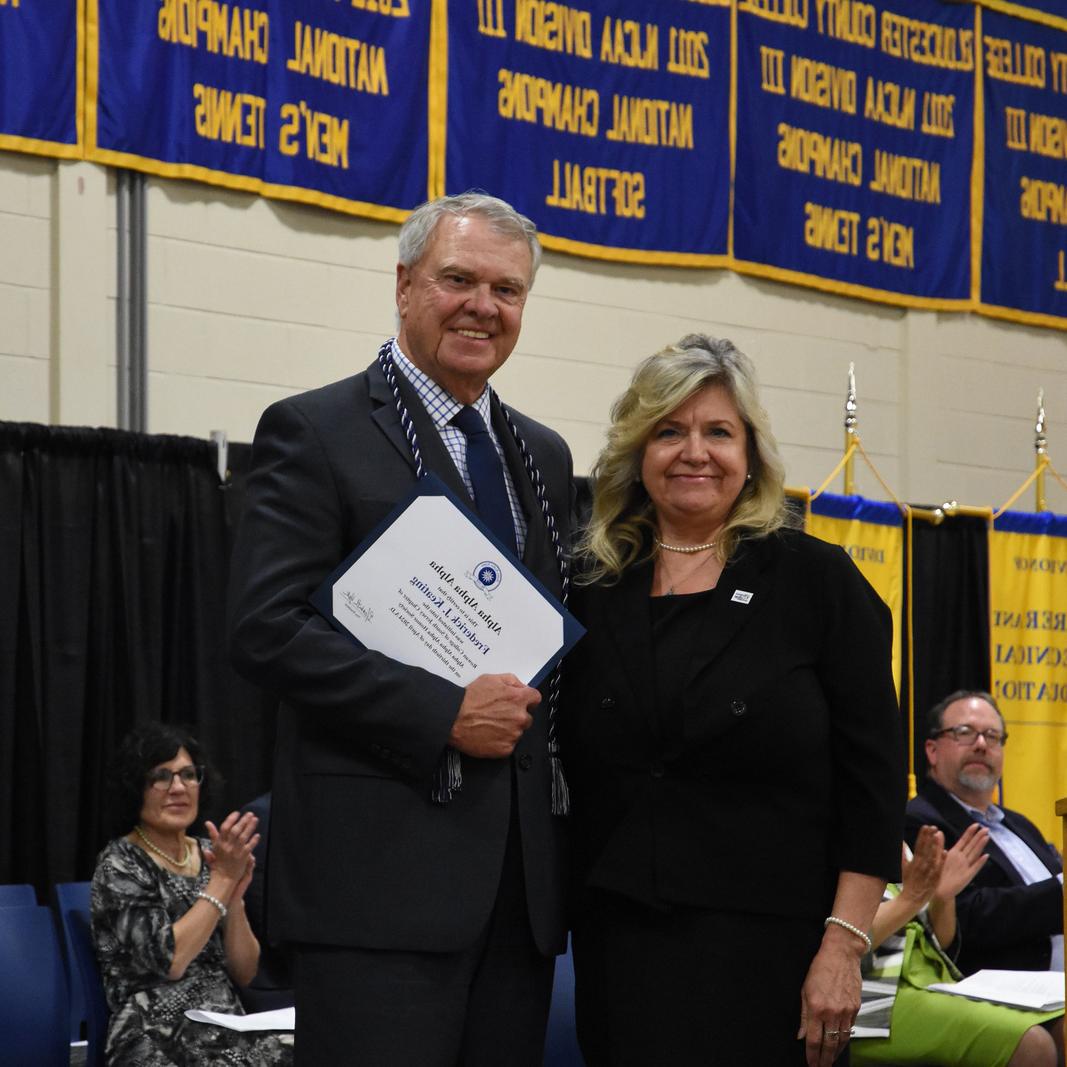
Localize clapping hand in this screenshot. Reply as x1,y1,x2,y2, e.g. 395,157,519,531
900,825,945,908
933,822,990,903
203,811,259,900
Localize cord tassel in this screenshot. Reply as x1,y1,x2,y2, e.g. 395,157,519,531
550,753,570,816
431,747,463,804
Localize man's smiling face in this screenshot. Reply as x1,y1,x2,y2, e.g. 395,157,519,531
395,213,532,404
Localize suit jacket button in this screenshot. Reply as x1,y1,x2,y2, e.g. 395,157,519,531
518,754,533,771
649,761,664,779
600,697,616,709
731,700,747,716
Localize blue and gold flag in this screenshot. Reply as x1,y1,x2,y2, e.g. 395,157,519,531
445,0,730,264
87,0,429,218
809,493,903,695
990,510,1067,841
0,0,82,156
733,0,975,309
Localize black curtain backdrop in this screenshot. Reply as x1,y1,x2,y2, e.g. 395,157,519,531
902,512,991,784
0,422,994,895
0,423,275,895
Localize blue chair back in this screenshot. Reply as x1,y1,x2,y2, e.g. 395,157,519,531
0,904,70,1066
544,937,584,1066
55,881,109,1067
0,883,36,907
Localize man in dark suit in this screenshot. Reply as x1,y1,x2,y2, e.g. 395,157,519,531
236,792,294,1011
228,193,573,1065
906,689,1063,975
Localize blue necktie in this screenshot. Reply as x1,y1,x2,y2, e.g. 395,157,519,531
452,406,518,556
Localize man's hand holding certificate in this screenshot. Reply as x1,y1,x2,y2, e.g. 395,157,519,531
448,673,542,758
311,474,583,715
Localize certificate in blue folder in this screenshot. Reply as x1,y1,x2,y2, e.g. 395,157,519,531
310,474,583,688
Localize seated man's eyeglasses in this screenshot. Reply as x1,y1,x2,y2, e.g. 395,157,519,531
146,766,205,790
930,725,1008,748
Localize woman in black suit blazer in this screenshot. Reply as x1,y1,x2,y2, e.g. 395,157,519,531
565,334,904,1067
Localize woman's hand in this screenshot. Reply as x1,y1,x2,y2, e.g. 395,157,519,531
799,871,883,1066
798,930,864,1067
899,825,944,908
926,821,990,948
231,853,256,905
203,811,259,898
933,822,990,903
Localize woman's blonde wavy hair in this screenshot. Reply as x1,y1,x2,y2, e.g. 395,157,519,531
577,334,789,584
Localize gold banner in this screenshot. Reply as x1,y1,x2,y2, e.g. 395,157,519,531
808,509,903,698
990,526,1067,841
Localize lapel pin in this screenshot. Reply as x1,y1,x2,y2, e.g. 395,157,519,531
731,589,753,604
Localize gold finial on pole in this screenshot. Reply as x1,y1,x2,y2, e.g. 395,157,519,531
843,362,857,495
1036,388,1047,512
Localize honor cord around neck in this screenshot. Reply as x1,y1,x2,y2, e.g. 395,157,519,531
376,341,570,815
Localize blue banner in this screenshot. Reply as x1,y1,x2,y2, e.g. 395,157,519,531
810,492,903,527
88,0,430,219
445,0,731,264
0,0,81,156
979,8,1067,329
734,0,975,307
979,0,1067,33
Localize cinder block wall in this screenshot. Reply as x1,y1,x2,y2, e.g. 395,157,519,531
3,151,1065,513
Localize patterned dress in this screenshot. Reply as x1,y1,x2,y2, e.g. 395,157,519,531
90,836,293,1066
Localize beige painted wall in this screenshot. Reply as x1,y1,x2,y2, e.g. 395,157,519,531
0,153,54,426
3,150,1066,513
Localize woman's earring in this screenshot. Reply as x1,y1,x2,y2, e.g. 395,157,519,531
745,472,753,483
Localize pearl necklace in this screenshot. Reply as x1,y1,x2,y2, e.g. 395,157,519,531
135,824,192,868
655,537,716,554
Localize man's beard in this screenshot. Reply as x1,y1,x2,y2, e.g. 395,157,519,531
958,765,998,793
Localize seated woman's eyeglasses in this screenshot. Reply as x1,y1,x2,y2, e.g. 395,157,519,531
931,725,1007,748
146,766,205,790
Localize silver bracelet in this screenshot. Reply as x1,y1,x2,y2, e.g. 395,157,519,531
196,891,228,920
824,915,872,953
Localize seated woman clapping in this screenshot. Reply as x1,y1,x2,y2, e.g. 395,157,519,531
90,723,292,1066
853,823,1064,1067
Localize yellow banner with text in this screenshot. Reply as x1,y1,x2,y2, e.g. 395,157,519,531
990,521,1067,842
808,496,903,698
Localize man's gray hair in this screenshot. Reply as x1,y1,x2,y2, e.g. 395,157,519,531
397,192,542,284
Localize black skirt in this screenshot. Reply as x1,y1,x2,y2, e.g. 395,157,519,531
572,890,843,1067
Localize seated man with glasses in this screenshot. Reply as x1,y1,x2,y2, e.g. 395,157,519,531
905,690,1064,976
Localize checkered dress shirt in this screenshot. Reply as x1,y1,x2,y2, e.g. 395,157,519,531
391,339,527,554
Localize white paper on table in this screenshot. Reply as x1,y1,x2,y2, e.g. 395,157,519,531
928,970,1064,1011
184,1006,295,1031
310,474,584,688
853,1023,893,1039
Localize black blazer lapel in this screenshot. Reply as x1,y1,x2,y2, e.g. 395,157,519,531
367,361,474,507
687,536,778,677
921,779,1030,888
367,361,420,474
591,563,659,740
1002,809,1061,878
490,398,561,597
